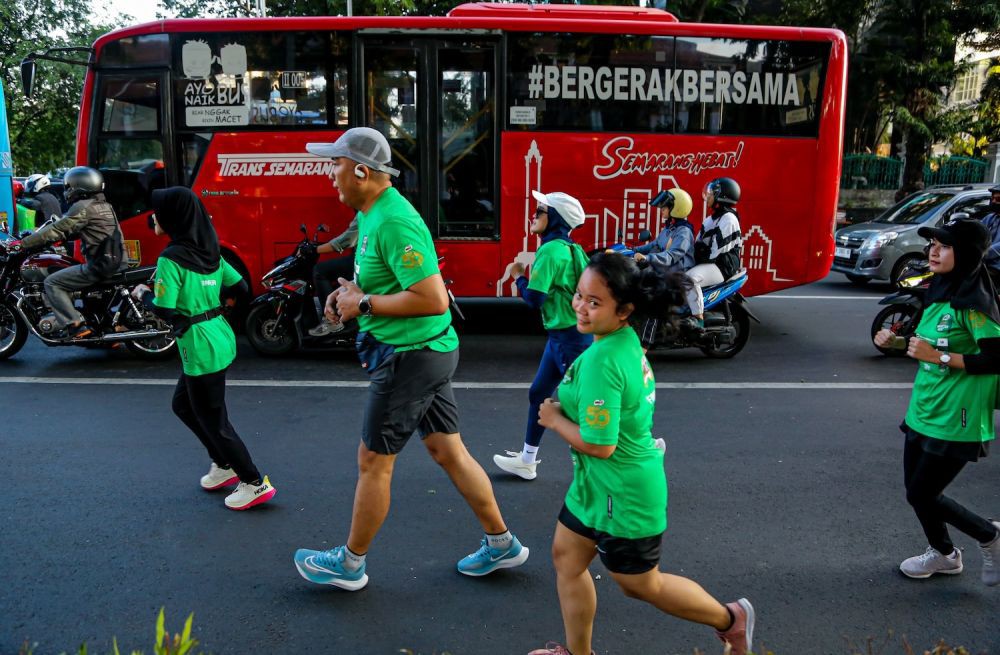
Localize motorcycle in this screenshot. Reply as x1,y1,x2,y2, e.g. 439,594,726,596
606,231,758,358
244,224,464,357
0,234,176,360
870,256,933,356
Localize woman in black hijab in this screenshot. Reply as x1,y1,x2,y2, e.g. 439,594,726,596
138,187,275,510
874,217,1000,584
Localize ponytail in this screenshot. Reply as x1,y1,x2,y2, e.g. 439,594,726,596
586,252,690,322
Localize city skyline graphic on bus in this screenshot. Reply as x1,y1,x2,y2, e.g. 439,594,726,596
495,139,789,297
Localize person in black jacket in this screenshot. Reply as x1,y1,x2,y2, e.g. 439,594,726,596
21,174,62,225
685,177,743,330
8,167,125,339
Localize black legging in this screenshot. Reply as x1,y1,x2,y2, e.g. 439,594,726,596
172,368,261,483
903,437,997,554
314,256,356,306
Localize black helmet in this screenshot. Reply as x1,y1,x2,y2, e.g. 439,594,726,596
705,177,741,205
650,190,675,210
63,166,104,203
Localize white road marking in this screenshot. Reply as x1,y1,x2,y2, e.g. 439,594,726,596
0,376,913,390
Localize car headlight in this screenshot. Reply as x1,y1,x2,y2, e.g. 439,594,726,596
862,231,899,250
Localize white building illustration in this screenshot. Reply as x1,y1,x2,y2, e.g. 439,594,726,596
496,141,787,296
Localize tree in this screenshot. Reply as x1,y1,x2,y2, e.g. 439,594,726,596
866,0,1000,190
1,0,123,175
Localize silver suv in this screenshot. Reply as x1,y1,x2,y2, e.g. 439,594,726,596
833,184,993,284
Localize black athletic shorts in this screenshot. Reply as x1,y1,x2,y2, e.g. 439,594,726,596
362,347,461,455
558,504,662,574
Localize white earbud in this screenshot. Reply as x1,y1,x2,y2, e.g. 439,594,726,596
354,164,367,179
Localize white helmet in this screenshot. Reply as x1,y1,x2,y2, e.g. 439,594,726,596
24,174,51,195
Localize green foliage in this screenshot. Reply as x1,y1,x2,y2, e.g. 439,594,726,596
0,0,125,175
17,608,204,655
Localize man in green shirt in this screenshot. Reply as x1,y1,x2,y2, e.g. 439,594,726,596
293,127,528,591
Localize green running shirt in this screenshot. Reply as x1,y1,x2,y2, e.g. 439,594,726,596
558,326,666,538
528,240,589,330
353,187,457,352
905,302,1000,443
154,257,242,376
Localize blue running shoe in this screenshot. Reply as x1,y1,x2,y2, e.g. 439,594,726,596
294,545,369,591
457,535,529,576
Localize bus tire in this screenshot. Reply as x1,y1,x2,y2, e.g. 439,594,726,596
245,303,298,356
221,249,251,332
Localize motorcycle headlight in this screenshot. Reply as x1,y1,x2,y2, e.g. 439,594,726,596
862,232,899,250
899,272,932,288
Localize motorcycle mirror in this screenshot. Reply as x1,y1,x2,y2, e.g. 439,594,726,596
299,224,307,235
638,229,652,243
318,224,329,232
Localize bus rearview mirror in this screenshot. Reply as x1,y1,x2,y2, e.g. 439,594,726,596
21,58,36,98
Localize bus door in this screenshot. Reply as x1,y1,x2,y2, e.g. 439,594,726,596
0,79,14,235
89,69,173,265
359,35,500,297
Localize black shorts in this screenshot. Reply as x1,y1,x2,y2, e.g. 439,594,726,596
559,504,662,574
362,347,461,455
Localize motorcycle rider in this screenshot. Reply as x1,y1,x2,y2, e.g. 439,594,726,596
633,187,696,345
7,167,125,339
12,180,36,233
978,184,1000,282
20,174,62,226
307,217,359,336
686,177,743,330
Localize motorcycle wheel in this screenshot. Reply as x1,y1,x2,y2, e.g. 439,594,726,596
699,304,751,359
245,303,298,356
124,313,177,360
871,304,918,357
0,303,29,360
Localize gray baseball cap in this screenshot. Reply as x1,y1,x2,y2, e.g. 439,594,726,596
306,127,400,177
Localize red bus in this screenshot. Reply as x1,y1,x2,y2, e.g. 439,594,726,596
26,2,846,298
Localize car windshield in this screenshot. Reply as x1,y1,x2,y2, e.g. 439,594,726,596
875,192,953,225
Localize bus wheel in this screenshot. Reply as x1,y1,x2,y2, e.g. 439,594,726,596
0,303,28,360
245,303,298,356
221,249,251,332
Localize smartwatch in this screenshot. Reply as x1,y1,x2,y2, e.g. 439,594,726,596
358,294,374,317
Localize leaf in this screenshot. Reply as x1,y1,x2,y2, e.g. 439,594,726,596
155,608,166,649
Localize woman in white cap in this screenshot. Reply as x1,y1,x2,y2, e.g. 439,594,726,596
494,190,591,481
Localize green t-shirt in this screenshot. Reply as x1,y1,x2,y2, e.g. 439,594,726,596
16,204,36,232
153,257,242,376
905,302,1000,443
528,240,588,330
354,187,457,352
558,326,665,538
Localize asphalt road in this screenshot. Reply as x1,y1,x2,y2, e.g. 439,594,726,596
2,274,999,655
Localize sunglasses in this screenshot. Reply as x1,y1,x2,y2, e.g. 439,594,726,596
534,207,547,218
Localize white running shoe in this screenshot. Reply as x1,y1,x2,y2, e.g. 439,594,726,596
980,520,1000,586
225,475,276,510
308,318,345,337
200,463,239,490
899,545,963,579
493,451,538,480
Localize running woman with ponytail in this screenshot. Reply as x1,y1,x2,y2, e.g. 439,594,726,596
528,253,755,655
494,190,591,481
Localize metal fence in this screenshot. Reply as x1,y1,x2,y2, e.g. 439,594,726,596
840,154,989,189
